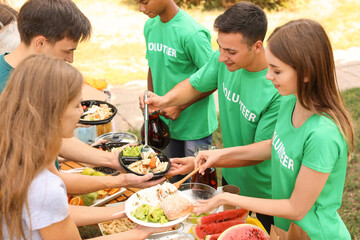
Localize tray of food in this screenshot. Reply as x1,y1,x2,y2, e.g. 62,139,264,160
79,100,117,125
119,145,171,180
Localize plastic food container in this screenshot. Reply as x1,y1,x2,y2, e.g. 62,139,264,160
79,100,117,125
118,146,171,180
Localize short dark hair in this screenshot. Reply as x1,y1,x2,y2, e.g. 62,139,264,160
214,2,267,46
17,0,91,45
0,3,18,29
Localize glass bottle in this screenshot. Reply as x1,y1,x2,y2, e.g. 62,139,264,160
191,144,218,189
141,112,170,150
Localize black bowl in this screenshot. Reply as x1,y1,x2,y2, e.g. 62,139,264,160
79,100,117,125
92,142,128,152
118,146,171,180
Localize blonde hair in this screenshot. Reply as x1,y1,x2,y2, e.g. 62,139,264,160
0,54,83,239
267,19,354,157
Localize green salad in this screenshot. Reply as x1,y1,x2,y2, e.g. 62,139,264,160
122,145,142,157
131,204,169,224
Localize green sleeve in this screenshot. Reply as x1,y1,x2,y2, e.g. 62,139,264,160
302,123,345,173
189,51,220,92
184,30,213,69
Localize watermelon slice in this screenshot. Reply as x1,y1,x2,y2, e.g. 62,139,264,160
218,224,269,240
204,233,221,240
192,219,245,240
197,208,249,225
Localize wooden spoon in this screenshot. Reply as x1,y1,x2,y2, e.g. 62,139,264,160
172,164,204,189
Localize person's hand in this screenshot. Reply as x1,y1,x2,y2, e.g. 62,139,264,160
139,91,166,113
134,224,174,238
122,173,166,188
193,193,229,215
195,149,223,175
160,106,182,120
166,157,195,177
108,143,138,170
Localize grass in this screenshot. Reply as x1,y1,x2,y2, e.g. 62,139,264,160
339,88,360,239
72,0,360,86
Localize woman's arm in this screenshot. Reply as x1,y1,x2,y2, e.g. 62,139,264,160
40,211,173,240
60,137,121,169
195,165,329,221
39,216,81,240
195,140,272,174
48,163,165,195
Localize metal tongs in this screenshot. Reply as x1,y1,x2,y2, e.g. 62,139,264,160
141,90,155,155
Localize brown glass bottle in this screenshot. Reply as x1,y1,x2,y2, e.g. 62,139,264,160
191,168,218,190
141,112,170,150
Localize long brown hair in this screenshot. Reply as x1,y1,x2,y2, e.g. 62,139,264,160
267,19,354,157
0,55,83,239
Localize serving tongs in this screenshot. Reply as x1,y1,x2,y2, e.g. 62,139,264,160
141,90,155,155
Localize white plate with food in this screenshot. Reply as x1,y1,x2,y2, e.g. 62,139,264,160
125,182,194,227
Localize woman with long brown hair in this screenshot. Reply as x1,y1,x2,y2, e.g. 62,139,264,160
0,55,169,240
193,19,354,239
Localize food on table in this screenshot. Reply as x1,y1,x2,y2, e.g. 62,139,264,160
246,217,268,234
81,167,107,176
99,218,137,235
108,188,121,196
191,219,245,240
69,196,84,206
97,190,108,199
160,193,194,220
92,171,106,176
132,204,169,224
197,208,249,225
93,166,117,175
122,145,142,157
217,224,269,240
82,104,113,121
81,167,96,176
80,192,98,206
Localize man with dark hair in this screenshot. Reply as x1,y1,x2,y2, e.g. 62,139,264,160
0,0,164,194
0,4,19,55
142,2,281,231
0,0,91,91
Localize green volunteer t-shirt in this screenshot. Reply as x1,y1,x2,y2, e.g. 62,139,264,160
144,9,217,141
0,53,13,93
271,95,350,239
190,51,281,198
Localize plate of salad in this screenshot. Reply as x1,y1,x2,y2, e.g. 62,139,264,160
125,182,191,227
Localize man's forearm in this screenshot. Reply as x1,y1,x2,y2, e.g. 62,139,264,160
163,78,205,107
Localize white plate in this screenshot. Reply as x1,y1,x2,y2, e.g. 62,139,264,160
91,188,126,207
125,189,192,227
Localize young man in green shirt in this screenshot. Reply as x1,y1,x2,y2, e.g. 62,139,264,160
136,0,218,183
143,2,281,231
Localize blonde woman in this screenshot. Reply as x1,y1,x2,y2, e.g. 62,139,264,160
194,19,354,239
0,55,169,240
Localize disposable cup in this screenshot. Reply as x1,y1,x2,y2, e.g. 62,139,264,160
222,185,240,211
